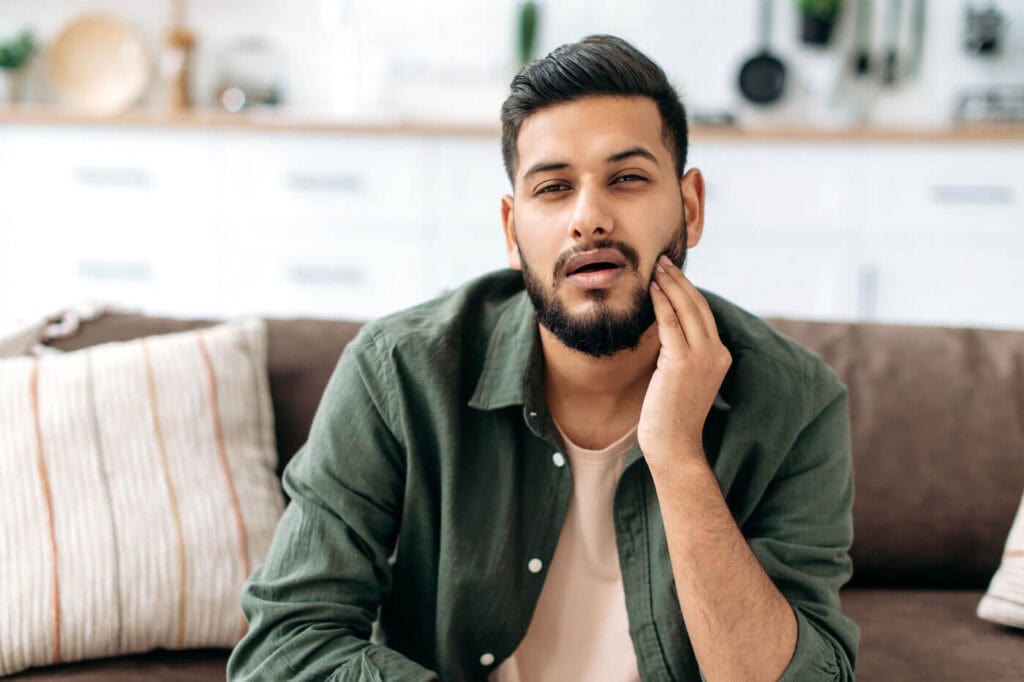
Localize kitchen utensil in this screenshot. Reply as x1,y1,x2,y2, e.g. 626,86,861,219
905,0,926,78
738,0,787,105
881,0,902,85
47,14,150,115
963,3,1004,56
852,0,872,76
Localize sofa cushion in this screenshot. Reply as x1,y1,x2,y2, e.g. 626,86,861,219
43,314,365,490
842,588,1023,681
766,317,1024,590
977,486,1024,629
0,320,283,675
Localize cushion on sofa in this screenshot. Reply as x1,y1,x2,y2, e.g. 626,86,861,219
0,319,284,676
977,488,1024,629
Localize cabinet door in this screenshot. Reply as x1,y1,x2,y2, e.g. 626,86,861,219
856,145,1024,329
0,126,222,320
687,141,864,321
221,219,432,321
685,230,860,322
853,232,1024,330
419,137,512,295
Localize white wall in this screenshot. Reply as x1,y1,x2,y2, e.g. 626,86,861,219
2,0,1023,126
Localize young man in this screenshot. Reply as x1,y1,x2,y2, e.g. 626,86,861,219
228,34,859,681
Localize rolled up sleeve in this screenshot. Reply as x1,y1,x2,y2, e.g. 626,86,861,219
226,326,438,681
743,370,860,681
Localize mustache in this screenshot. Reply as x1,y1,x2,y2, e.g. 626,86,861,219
553,239,641,278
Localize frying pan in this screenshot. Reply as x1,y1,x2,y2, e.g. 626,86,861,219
738,0,787,105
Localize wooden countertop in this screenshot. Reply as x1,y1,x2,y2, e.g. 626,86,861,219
2,104,1024,143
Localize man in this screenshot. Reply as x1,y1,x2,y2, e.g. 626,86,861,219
228,34,859,681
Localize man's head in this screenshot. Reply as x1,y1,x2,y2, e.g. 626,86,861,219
499,34,706,358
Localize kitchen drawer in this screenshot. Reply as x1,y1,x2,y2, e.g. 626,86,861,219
691,142,865,236
422,221,510,297
2,126,211,201
863,145,1024,237
852,233,1024,330
217,133,429,226
420,137,511,227
684,230,859,322
221,223,433,321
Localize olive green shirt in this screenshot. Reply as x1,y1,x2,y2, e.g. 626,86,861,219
227,268,859,681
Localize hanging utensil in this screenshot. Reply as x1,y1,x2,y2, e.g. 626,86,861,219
882,0,903,86
905,0,926,79
853,0,873,76
738,0,787,105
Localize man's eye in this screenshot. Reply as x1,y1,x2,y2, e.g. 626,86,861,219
538,175,646,195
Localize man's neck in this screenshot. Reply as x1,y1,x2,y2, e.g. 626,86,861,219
539,322,660,436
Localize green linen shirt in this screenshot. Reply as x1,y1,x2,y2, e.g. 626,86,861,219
227,267,859,681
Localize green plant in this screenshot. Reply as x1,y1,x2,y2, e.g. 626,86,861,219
798,0,844,20
0,30,35,70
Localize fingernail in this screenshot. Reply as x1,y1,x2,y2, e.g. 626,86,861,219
659,254,672,266
655,262,665,273
651,280,661,291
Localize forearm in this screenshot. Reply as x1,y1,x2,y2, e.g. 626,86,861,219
649,450,797,682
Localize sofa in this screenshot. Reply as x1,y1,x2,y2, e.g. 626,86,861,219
7,310,1023,681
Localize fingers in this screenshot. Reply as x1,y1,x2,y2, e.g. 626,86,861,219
653,255,717,346
650,277,687,352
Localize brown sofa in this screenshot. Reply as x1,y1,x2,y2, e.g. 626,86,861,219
9,311,1023,681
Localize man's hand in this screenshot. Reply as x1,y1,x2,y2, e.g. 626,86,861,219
638,254,732,471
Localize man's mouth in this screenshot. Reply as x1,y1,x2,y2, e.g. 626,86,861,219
561,247,630,289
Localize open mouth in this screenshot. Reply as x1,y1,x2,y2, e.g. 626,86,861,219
567,261,623,276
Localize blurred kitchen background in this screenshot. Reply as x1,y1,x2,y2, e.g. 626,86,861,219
0,0,1022,331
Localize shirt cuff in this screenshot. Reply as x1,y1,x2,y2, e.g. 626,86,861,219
776,603,845,681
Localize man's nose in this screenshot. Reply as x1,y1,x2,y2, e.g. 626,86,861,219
566,184,614,241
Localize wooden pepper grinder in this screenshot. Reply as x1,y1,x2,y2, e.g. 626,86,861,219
163,0,196,110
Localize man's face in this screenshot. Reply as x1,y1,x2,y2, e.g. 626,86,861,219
500,94,704,358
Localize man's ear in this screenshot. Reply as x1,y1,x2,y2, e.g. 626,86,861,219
501,194,522,271
680,168,705,248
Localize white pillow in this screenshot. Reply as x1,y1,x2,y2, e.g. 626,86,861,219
0,318,284,675
977,487,1024,629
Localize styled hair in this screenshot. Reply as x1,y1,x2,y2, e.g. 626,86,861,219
500,34,689,189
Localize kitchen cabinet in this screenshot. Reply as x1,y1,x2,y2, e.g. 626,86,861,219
0,120,1020,330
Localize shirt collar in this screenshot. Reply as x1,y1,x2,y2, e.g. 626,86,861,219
468,288,733,413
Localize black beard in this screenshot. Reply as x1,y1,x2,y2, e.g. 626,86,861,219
519,213,687,359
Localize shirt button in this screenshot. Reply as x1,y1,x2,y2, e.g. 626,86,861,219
529,410,538,418
552,452,565,467
528,557,543,573
480,652,495,666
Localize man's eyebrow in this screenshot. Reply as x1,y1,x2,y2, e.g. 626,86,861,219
522,146,660,180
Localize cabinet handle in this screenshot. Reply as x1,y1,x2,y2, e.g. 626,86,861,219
929,184,1014,206
76,260,154,282
73,167,153,189
284,264,366,286
285,172,366,194
856,264,879,320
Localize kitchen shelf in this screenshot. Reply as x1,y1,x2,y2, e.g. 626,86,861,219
2,104,1024,143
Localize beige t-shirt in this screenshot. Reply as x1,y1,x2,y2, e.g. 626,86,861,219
489,417,641,681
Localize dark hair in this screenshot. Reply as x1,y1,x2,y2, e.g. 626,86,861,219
500,34,689,189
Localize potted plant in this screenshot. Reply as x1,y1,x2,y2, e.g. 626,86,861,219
0,30,35,104
798,0,844,46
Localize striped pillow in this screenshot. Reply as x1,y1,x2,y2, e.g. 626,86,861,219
0,318,284,675
977,488,1024,629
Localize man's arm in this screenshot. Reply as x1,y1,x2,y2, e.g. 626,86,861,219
226,327,438,681
649,375,859,682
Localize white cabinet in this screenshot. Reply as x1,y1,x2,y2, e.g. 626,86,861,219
0,126,221,320
0,123,1020,330
686,142,866,322
420,138,511,297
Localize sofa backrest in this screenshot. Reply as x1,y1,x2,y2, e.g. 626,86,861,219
48,312,1023,590
764,316,1023,590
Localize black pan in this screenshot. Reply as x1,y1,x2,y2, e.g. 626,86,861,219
738,0,787,105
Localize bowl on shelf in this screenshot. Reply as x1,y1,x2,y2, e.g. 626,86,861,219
47,14,150,116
